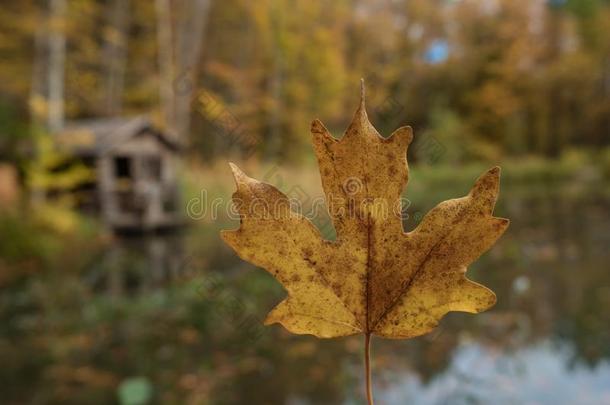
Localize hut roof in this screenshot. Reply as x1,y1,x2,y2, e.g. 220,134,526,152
56,116,181,156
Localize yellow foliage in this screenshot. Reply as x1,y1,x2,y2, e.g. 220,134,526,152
32,202,83,234
25,135,94,195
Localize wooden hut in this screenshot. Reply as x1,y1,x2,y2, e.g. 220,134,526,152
57,116,182,231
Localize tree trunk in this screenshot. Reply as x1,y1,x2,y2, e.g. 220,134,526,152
29,6,48,128
47,0,66,133
174,0,211,143
545,6,562,159
103,0,130,116
155,0,211,143
265,2,283,160
155,0,175,132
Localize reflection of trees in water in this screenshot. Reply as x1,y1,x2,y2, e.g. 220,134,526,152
101,188,610,404
3,187,608,404
86,234,188,295
210,334,360,404
504,189,610,368
205,187,610,403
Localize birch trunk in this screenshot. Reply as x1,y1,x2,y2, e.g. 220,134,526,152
47,0,66,133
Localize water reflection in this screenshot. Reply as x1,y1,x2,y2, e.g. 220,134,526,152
379,342,610,405
2,185,609,404
208,185,610,404
198,185,610,404
87,234,187,295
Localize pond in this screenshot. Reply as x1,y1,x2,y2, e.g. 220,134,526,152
2,181,609,404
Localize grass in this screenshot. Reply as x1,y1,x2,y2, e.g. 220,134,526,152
182,149,610,231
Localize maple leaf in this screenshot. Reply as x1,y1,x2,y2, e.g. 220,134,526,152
221,83,508,341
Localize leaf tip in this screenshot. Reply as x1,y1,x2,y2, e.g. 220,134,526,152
356,79,368,119
495,217,510,232
360,77,366,109
228,162,248,184
345,80,371,137
484,291,498,309
472,166,502,196
311,119,327,135
389,125,414,146
479,166,501,184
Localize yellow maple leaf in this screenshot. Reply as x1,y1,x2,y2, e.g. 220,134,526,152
221,82,508,403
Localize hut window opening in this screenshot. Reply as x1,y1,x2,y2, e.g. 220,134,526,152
114,156,132,179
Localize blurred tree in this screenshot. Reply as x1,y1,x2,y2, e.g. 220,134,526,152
0,0,609,163
102,0,130,116
47,0,67,133
24,134,93,206
155,0,211,142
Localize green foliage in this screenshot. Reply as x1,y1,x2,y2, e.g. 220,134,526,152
0,202,101,286
0,211,54,264
0,100,31,162
419,106,468,164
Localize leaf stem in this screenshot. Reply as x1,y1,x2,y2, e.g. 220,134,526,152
365,332,374,405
